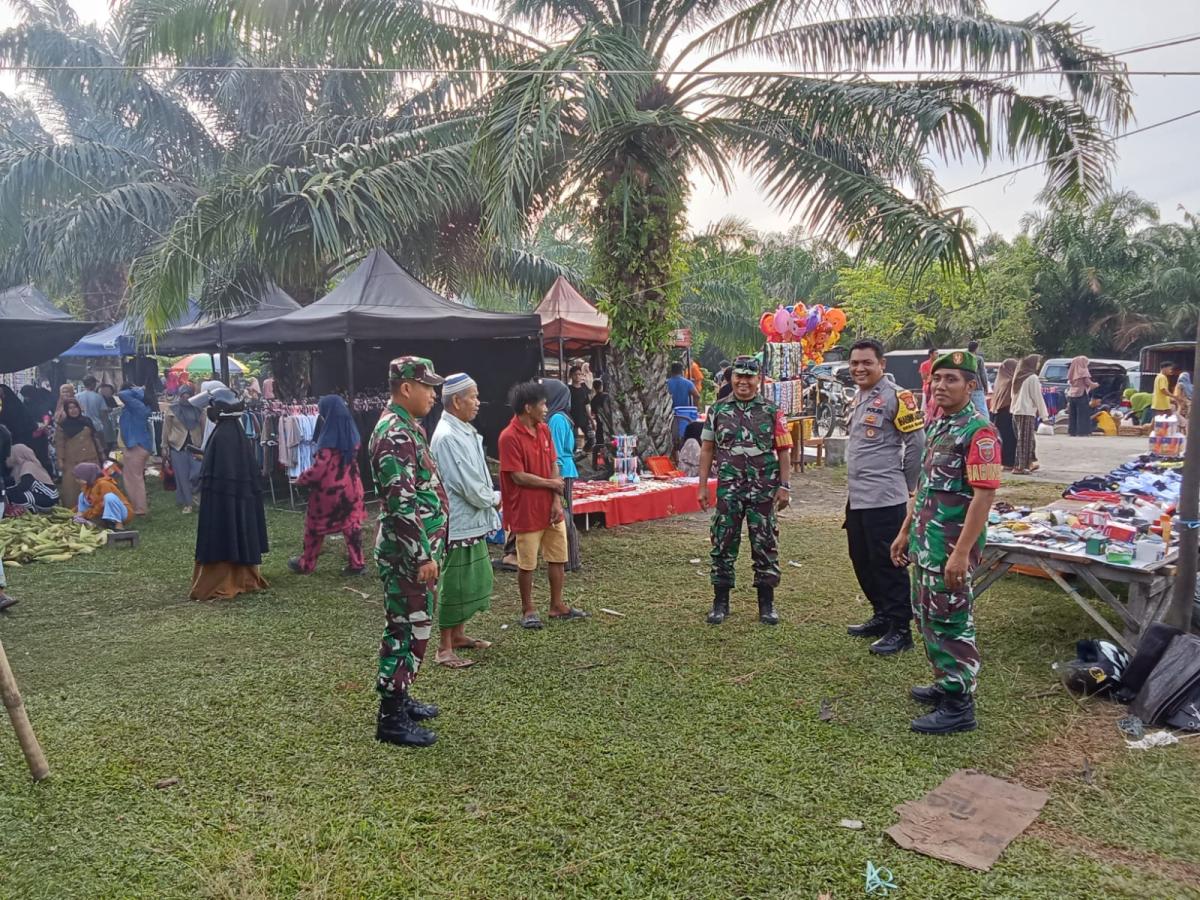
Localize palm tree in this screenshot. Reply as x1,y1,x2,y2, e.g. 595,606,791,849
1022,191,1159,355
125,0,1130,449
0,0,216,319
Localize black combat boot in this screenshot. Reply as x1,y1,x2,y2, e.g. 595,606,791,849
909,684,946,706
376,695,437,748
847,614,890,638
404,696,440,721
757,585,779,625
706,586,731,625
911,691,977,735
869,624,914,656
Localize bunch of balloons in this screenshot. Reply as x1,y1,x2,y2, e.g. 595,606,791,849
758,303,848,364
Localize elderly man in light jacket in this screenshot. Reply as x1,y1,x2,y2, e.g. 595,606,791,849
430,373,502,668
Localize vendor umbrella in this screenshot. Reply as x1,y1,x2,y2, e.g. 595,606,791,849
169,353,246,377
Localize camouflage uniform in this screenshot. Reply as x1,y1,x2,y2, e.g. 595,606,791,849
702,392,793,588
370,359,449,699
908,385,1002,696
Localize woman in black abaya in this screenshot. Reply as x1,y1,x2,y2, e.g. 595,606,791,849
189,385,270,601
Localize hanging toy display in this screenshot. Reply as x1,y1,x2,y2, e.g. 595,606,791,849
758,303,850,417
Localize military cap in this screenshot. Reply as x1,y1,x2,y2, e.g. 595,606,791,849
389,356,445,386
931,350,978,378
731,355,761,375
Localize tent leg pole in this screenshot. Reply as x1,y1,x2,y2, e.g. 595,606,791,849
559,338,565,377
218,320,229,385
345,338,355,397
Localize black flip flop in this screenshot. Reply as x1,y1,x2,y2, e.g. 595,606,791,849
520,613,544,630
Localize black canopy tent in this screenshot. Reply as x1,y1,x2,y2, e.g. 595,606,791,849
220,250,543,451
0,285,96,373
154,283,302,355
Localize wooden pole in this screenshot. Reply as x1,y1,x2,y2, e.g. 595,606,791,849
1166,330,1200,631
0,637,49,781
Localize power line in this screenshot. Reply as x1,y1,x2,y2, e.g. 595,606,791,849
3,64,1200,77
943,106,1200,197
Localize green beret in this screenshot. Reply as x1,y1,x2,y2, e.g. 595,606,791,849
931,350,978,378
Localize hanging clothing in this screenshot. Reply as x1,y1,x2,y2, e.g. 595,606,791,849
192,403,269,600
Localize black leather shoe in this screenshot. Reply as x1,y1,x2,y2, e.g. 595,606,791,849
910,683,946,706
707,587,731,625
847,615,889,638
376,698,437,747
911,692,977,735
404,696,440,721
342,565,368,577
756,585,779,625
869,626,913,655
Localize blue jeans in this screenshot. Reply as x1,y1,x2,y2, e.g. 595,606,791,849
971,390,989,419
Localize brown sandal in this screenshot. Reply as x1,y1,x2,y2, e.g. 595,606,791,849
435,652,475,669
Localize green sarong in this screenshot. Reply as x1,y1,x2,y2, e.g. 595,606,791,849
439,539,493,628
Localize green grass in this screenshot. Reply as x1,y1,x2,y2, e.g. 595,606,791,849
0,471,1197,899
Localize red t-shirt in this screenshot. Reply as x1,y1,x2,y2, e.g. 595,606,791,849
499,416,558,533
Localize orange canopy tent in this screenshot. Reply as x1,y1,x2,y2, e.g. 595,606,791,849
536,276,610,375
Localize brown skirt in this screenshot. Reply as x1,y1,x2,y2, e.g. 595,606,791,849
189,562,269,601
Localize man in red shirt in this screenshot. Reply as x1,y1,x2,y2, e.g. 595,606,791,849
499,381,589,629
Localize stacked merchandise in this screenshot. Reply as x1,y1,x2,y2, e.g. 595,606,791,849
1149,414,1185,458
763,343,805,418
613,434,640,484
986,455,1182,568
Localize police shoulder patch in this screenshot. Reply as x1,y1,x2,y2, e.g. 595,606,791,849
893,397,924,434
897,389,918,411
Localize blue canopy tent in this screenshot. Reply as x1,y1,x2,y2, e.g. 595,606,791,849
60,300,202,358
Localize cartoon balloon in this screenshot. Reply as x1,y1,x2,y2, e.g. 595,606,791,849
826,307,847,331
760,311,776,338
774,307,792,337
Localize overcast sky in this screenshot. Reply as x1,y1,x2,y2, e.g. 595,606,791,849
3,0,1198,240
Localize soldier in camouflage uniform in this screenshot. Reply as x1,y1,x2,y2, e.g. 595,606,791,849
891,351,1001,735
698,355,793,625
370,356,449,748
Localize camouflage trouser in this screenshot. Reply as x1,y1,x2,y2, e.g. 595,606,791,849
912,565,980,695
376,563,436,699
710,484,779,588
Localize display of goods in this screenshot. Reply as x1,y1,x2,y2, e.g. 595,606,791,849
0,509,109,566
1152,415,1180,438
1077,507,1109,529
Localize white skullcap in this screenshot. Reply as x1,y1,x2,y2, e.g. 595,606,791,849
441,373,476,400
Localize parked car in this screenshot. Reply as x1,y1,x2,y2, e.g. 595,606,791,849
1040,358,1136,407
1138,342,1195,393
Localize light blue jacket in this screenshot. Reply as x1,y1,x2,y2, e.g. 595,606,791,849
117,388,154,452
430,411,502,541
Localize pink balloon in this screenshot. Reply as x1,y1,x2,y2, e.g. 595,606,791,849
773,307,792,336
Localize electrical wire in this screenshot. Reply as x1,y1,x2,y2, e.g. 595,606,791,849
943,106,1200,198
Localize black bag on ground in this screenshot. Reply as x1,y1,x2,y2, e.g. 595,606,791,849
1130,633,1200,727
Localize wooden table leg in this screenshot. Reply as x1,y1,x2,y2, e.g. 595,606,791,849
1037,561,1135,653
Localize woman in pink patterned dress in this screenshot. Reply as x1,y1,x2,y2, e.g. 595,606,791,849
288,395,367,576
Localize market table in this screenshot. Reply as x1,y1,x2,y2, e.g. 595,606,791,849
572,478,701,528
974,541,1176,652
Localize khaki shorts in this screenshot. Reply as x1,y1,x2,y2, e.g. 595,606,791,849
515,520,569,571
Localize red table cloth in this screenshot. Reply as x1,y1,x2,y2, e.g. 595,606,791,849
572,479,701,527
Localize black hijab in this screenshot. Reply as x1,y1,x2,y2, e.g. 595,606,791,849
60,400,91,438
0,385,36,446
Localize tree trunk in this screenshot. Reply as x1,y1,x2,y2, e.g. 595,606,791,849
81,265,127,323
591,154,686,456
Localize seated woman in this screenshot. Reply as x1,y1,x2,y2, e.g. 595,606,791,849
73,462,132,530
678,421,703,476
5,443,60,512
